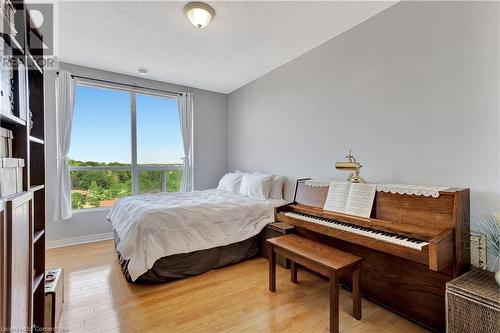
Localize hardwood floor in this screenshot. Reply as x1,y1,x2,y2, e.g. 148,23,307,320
46,240,430,333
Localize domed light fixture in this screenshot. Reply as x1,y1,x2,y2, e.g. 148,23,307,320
184,2,215,28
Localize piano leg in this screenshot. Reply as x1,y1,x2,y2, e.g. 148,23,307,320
268,244,276,292
330,270,340,333
353,262,362,320
291,261,298,283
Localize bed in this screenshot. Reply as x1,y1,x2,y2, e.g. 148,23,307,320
107,188,285,282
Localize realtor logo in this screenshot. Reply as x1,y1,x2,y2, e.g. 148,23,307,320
26,3,53,56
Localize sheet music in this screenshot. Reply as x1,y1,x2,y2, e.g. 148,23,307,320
344,183,377,218
323,181,350,213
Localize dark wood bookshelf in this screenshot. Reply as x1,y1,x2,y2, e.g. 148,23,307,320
0,112,26,126
2,32,23,53
29,136,44,145
26,52,42,74
0,1,46,331
33,229,44,244
32,273,43,293
29,185,44,192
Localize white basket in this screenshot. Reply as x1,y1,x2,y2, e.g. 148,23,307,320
0,157,24,197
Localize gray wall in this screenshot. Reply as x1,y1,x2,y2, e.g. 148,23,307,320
47,1,500,255
228,1,500,236
45,63,227,244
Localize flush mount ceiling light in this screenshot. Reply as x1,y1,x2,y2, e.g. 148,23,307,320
184,2,215,29
138,67,148,75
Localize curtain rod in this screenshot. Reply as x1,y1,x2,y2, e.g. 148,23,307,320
56,71,183,97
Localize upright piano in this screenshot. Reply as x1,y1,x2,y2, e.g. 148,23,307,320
275,179,470,332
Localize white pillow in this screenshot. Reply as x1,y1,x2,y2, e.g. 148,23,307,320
235,170,284,199
217,173,243,193
239,173,274,200
270,175,284,199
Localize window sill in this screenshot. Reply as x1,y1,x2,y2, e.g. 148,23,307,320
72,207,111,214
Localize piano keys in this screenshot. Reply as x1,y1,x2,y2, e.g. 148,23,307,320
284,211,429,250
274,179,470,332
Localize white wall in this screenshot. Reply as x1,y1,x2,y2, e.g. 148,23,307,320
228,1,500,232
45,63,227,245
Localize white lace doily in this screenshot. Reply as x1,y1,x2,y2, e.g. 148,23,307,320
304,180,331,187
304,180,449,197
375,184,449,198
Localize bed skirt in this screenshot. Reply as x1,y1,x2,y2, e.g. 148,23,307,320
113,231,261,283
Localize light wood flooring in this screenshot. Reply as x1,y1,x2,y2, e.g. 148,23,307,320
46,240,430,333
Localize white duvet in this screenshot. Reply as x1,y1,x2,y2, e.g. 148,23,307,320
107,189,285,281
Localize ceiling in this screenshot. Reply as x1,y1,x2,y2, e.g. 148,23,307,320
57,1,396,94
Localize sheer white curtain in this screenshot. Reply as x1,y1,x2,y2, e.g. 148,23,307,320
54,70,76,220
178,92,193,192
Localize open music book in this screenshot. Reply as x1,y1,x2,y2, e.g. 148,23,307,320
323,181,377,218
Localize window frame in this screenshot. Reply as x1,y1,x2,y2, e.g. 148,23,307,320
69,79,185,211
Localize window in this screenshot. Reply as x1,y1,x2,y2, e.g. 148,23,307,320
68,84,184,210
136,94,184,194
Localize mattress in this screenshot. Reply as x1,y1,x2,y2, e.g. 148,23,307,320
107,189,285,281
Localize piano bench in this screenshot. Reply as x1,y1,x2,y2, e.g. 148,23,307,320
266,234,363,333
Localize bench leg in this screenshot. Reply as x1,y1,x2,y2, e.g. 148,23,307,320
268,245,276,292
352,263,362,320
330,271,339,333
291,261,298,284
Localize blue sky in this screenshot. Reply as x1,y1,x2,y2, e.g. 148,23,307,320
68,85,184,164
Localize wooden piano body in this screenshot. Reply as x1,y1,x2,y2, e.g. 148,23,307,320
275,179,470,332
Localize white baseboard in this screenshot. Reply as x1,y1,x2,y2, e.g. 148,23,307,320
46,232,114,249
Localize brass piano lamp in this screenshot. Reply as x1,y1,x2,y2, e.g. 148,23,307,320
335,150,365,183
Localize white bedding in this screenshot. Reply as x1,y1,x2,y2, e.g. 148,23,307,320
107,189,285,281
